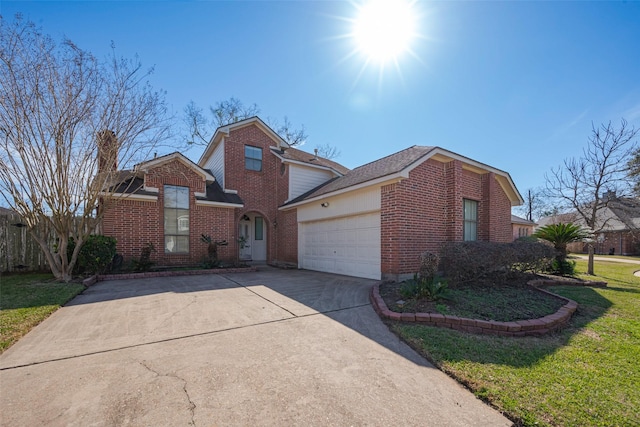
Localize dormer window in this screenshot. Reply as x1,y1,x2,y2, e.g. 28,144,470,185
245,145,262,171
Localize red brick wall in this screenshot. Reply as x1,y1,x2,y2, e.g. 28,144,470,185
381,159,449,277
223,124,297,265
275,209,298,263
102,199,161,261
568,230,639,255
102,158,237,266
512,224,535,240
381,159,514,279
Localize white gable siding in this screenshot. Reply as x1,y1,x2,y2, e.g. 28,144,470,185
297,187,381,223
202,139,225,188
289,164,334,201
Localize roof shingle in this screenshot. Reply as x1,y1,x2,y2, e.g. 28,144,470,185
286,146,435,204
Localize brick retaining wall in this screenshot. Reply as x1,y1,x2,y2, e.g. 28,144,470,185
371,278,606,336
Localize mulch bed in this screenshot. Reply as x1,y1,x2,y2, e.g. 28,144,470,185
378,274,568,323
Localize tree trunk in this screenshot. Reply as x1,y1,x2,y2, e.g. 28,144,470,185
587,243,595,275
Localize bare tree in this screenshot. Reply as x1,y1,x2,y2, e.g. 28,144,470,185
0,15,171,281
545,119,639,274
184,97,260,146
513,187,547,222
314,143,341,161
274,116,307,147
184,97,340,159
628,147,640,196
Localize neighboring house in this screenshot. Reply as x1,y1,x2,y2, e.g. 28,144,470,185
537,193,640,255
511,214,536,240
101,116,523,280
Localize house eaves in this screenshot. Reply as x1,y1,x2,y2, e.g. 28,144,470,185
413,147,523,206
511,214,536,226
280,172,406,210
137,152,215,182
281,145,523,210
270,148,346,177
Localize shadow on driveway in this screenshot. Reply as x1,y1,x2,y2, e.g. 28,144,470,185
0,266,512,426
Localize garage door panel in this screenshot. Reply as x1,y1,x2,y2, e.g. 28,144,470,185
299,212,381,280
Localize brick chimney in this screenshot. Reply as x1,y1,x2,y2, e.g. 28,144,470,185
97,130,118,172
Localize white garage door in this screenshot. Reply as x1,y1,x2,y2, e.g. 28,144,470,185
299,212,381,280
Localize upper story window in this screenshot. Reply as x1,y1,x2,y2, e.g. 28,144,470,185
164,185,189,253
245,145,262,171
463,199,478,241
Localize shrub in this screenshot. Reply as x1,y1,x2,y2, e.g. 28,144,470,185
548,259,577,276
400,273,449,302
510,239,556,273
439,240,556,285
200,235,228,268
418,251,439,283
67,235,117,275
131,243,155,272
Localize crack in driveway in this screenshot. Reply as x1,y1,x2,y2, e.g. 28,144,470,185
139,360,197,426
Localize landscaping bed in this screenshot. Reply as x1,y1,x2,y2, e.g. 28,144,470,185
378,274,567,322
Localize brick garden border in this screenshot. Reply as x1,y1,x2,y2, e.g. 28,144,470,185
370,278,607,337
82,266,257,286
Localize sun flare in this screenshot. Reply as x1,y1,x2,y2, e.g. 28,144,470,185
352,0,417,64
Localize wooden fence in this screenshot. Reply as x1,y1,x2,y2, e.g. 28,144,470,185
0,212,50,273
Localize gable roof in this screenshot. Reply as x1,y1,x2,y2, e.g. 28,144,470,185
0,206,15,215
511,214,536,225
103,153,243,206
136,152,214,181
270,147,350,176
538,197,640,232
198,116,289,166
283,145,523,208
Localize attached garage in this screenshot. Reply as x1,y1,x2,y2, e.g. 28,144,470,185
299,212,381,280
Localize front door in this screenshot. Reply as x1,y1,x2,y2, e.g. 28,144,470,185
239,217,252,260
238,214,267,262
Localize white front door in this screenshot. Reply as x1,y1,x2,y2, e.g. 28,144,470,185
239,218,252,260
238,214,267,261
252,216,267,261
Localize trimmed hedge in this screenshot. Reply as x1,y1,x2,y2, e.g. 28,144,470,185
68,235,117,275
439,240,555,285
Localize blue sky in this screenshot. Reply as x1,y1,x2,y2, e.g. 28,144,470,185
3,1,640,202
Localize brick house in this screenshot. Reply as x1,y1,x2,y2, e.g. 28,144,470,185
102,116,523,280
537,194,640,255
511,214,536,240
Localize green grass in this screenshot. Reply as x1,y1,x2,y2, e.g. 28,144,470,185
390,260,640,426
0,273,85,353
571,254,640,262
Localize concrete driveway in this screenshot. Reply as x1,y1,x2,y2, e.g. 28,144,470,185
0,267,511,426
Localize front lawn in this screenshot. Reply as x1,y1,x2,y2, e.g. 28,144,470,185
389,260,640,426
0,273,85,353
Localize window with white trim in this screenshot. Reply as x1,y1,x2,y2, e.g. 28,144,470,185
245,145,262,171
463,199,478,241
164,185,189,253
